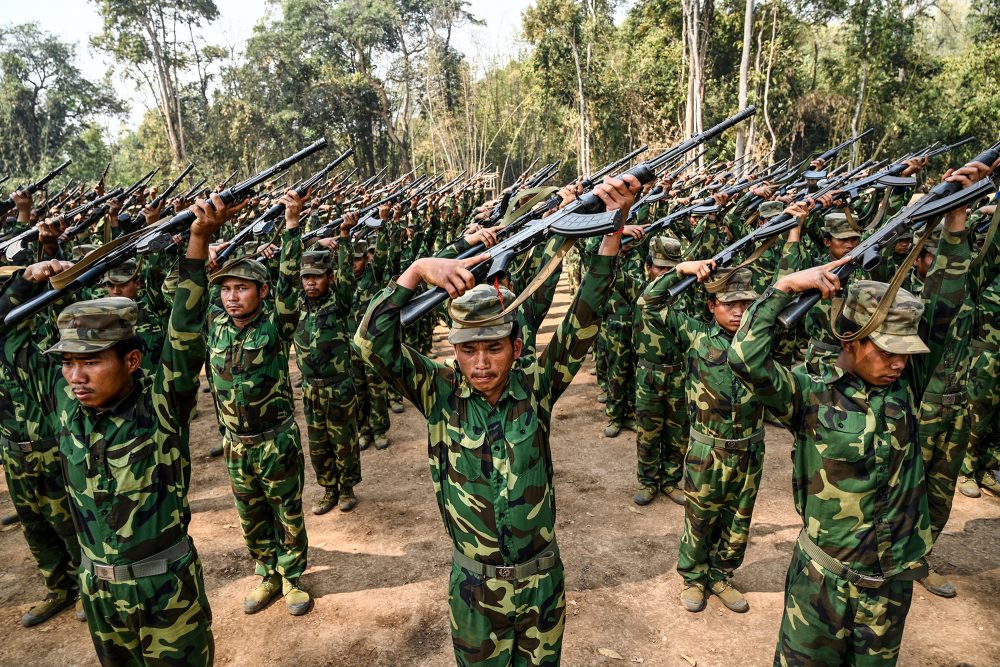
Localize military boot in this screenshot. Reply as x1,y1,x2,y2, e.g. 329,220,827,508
710,580,749,613
979,470,1000,496
208,444,224,457
311,488,339,515
374,435,390,450
604,422,622,438
390,400,404,414
918,567,957,598
958,475,981,498
243,574,281,614
623,418,637,432
596,391,608,404
680,583,706,612
21,591,76,627
359,434,371,451
662,486,686,506
1,512,19,526
339,487,358,512
633,486,656,506
75,597,87,622
283,578,313,616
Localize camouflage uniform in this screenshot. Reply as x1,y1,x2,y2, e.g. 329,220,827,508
729,227,969,665
349,240,391,443
355,253,616,666
962,267,1000,488
602,248,642,428
105,258,170,375
208,240,309,582
633,237,688,494
0,270,214,666
294,249,361,497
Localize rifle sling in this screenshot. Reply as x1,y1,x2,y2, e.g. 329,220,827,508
971,204,1000,270
865,188,893,232
499,187,559,227
703,232,783,292
49,227,147,290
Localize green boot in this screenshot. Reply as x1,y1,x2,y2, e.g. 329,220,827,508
243,574,281,614
633,486,656,506
283,578,313,616
21,591,76,627
311,488,339,515
979,470,1000,496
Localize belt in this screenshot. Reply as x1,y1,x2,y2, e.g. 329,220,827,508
303,371,352,388
808,338,841,355
452,542,559,581
796,530,927,589
923,390,968,406
0,434,59,454
225,415,296,445
81,537,191,583
638,358,683,373
688,427,765,451
971,339,998,353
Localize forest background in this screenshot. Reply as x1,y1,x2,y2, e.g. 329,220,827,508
1,0,998,190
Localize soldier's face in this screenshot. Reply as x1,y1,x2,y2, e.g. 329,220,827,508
106,278,140,300
843,340,909,386
301,273,331,299
220,278,267,319
707,298,751,334
825,236,860,260
353,256,367,278
894,239,912,255
60,349,141,408
454,337,523,401
916,252,934,279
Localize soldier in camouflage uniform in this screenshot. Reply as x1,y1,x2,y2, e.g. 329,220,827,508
804,212,861,372
295,228,362,515
105,258,170,374
355,176,636,666
632,236,688,506
207,190,312,616
349,238,392,449
729,160,984,665
0,193,236,665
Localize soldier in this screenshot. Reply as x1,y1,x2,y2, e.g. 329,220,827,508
104,258,170,374
354,175,637,665
294,218,363,515
728,158,989,665
207,189,312,616
632,236,688,506
804,212,861,371
0,192,237,665
349,237,392,450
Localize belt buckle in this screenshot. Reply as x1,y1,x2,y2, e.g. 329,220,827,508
494,566,515,580
93,564,117,582
853,574,884,589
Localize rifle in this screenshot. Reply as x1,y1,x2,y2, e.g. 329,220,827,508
148,163,194,212
579,145,649,191
180,178,208,201
219,169,239,189
523,161,561,188
777,141,1000,328
837,137,974,201
117,169,160,213
399,106,757,324
4,139,329,326
0,175,9,187
302,171,421,244
816,128,874,165
0,160,72,217
0,187,125,260
415,171,467,211
60,204,114,245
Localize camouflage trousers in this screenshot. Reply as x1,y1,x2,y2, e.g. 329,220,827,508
80,546,213,667
302,379,361,491
634,364,688,490
449,559,565,666
351,347,390,438
774,542,912,666
961,349,1000,479
602,317,636,424
917,398,969,543
224,424,309,579
2,444,80,596
677,439,764,584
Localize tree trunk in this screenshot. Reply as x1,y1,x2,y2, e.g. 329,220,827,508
570,31,590,176
850,62,868,166
734,0,754,174
763,0,779,161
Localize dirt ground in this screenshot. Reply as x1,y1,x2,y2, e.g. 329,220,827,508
2,280,1000,667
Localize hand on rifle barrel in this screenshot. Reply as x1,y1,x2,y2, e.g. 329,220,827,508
399,254,489,299
774,255,851,298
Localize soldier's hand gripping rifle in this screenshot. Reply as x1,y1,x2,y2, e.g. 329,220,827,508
148,163,195,212
303,174,428,244
4,139,330,326
416,171,467,212
836,137,974,201
776,142,1000,328
399,107,757,324
0,159,72,217
352,175,442,241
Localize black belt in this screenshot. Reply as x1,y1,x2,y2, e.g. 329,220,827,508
0,434,59,454
452,541,559,581
81,537,191,583
225,415,296,445
923,390,967,406
638,358,682,373
303,371,352,388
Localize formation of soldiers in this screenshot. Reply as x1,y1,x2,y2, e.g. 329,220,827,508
0,128,998,667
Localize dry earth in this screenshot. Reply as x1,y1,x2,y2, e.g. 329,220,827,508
1,279,999,666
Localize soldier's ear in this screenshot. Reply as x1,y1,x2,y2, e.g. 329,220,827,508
259,283,270,300
512,338,523,360
125,349,142,375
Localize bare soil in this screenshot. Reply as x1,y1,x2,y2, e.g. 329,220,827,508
2,281,999,666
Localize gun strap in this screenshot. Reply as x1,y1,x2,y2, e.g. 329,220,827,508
971,204,1000,270
499,187,559,227
833,220,936,344
49,227,147,290
843,205,861,233
702,233,783,292
449,236,575,328
865,188,893,232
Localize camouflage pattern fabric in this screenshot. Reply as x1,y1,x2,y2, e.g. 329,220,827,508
302,382,361,490
350,261,390,439
961,348,1000,479
355,253,616,663
729,228,969,664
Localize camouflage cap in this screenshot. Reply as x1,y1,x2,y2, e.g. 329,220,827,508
649,236,682,268
71,244,99,262
448,284,516,344
106,258,140,285
896,229,914,241
824,212,861,240
45,297,137,355
758,200,785,219
353,240,368,260
210,257,269,285
707,267,759,303
842,280,928,354
300,250,332,276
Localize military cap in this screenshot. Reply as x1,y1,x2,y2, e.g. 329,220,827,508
352,240,368,260
448,284,516,344
842,280,927,354
823,212,861,240
71,244,99,261
210,257,269,285
758,201,785,219
896,229,914,241
707,267,759,303
106,258,140,285
45,297,137,354
650,236,682,268
300,250,332,276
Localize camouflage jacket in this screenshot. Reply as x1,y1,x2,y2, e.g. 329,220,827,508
354,254,616,565
294,239,356,383
208,228,300,435
729,228,970,576
633,272,685,367
0,259,208,564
